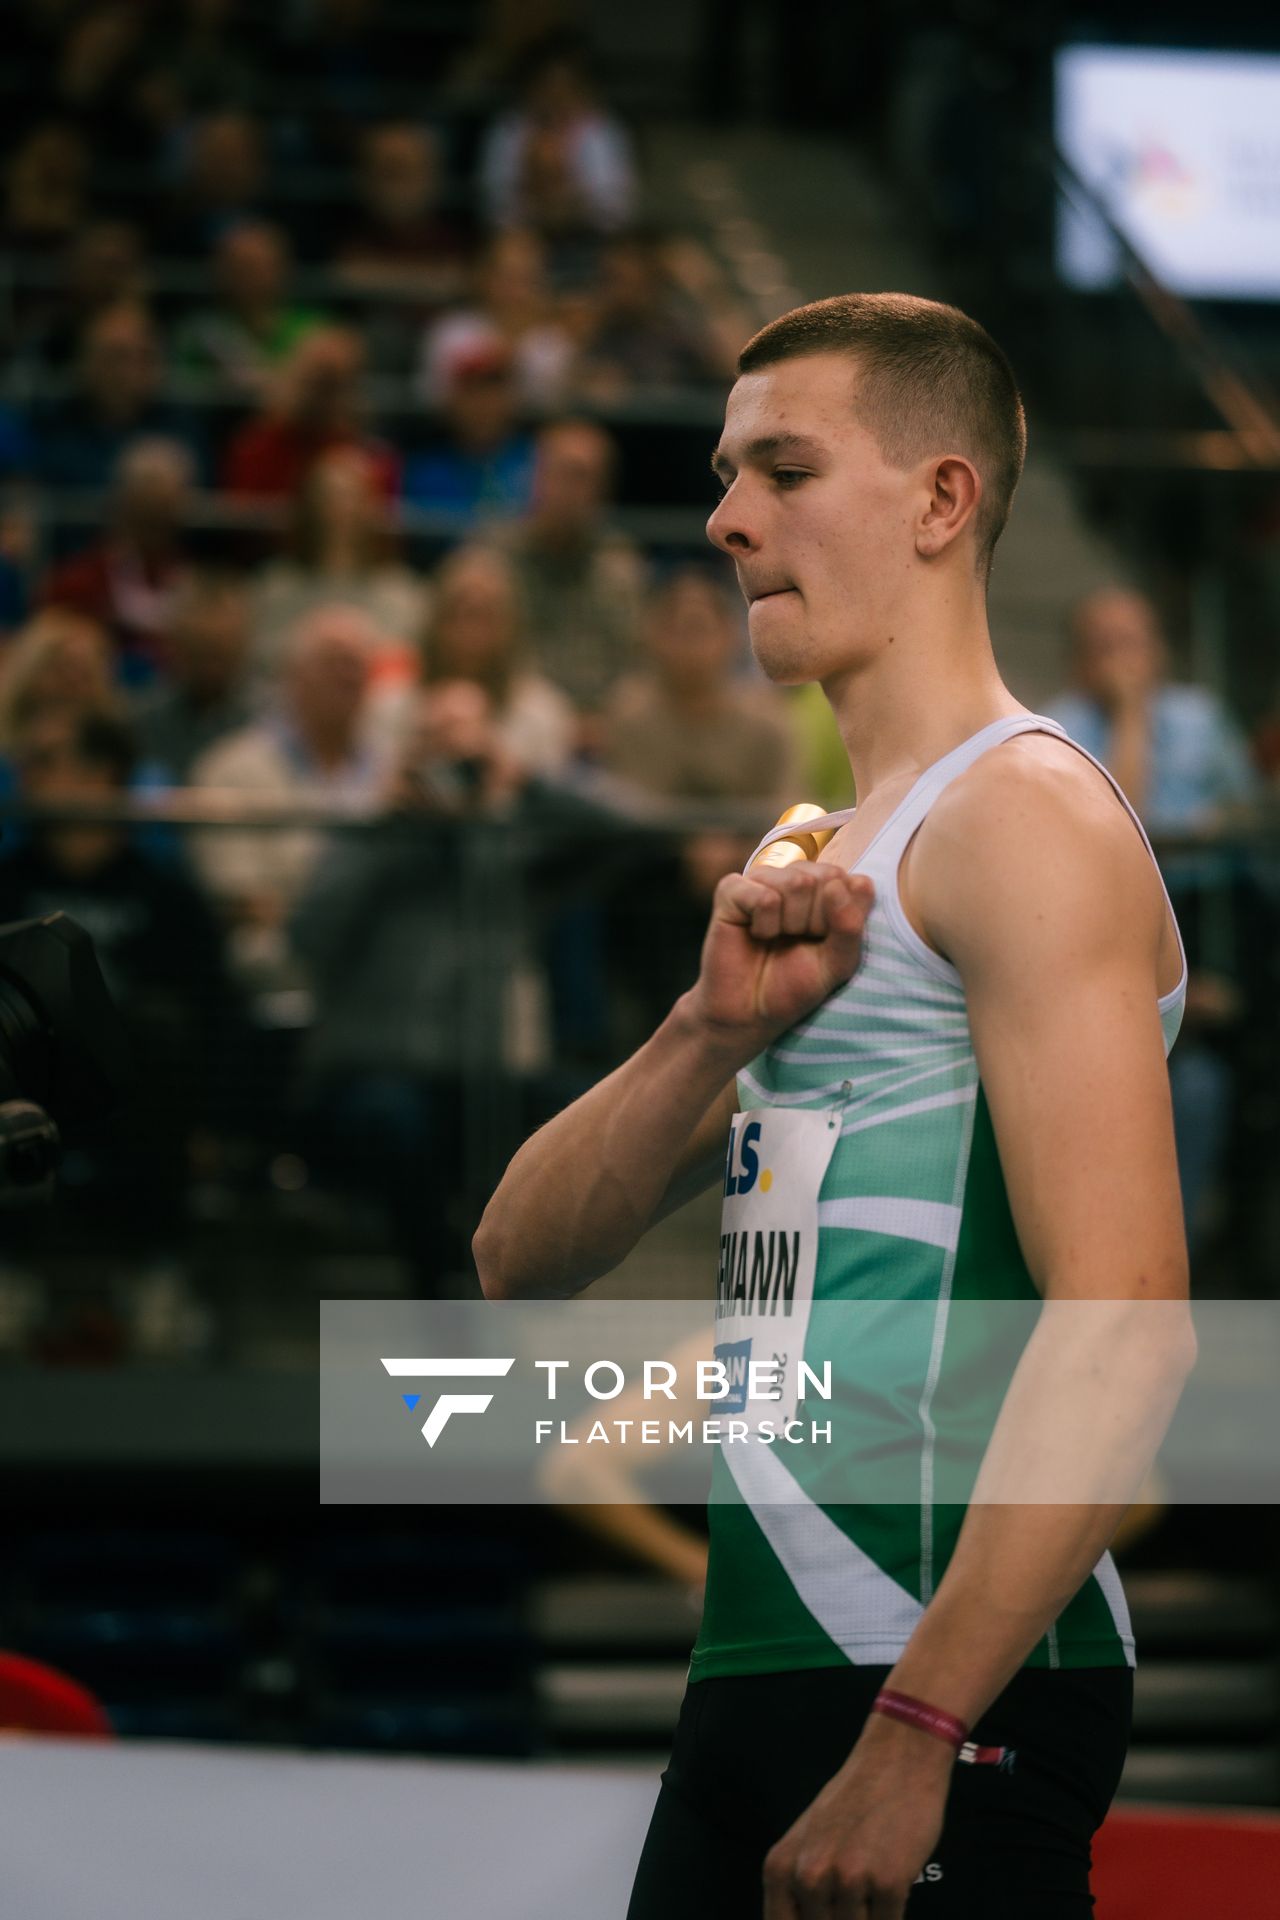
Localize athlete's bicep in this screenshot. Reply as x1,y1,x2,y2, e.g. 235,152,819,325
922,769,1187,1303
965,932,1185,1303
650,1079,737,1228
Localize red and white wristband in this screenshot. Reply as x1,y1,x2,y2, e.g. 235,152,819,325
870,1688,1010,1768
870,1686,967,1752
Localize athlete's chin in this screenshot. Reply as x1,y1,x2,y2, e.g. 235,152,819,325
748,599,815,685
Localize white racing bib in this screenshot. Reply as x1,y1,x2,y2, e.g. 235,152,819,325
713,1104,841,1427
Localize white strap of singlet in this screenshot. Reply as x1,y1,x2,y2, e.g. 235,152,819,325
744,714,1048,873
744,714,1187,1001
868,714,1069,861
884,712,1187,1001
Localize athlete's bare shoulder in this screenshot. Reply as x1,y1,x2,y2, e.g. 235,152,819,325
935,727,1145,849
907,728,1174,988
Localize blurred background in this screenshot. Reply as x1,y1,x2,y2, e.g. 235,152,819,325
0,0,1277,1849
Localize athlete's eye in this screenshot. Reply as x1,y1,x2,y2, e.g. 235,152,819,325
773,469,810,489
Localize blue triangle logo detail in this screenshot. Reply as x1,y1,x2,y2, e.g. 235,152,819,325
402,1394,420,1411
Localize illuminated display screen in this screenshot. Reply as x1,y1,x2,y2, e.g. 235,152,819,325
1056,44,1280,299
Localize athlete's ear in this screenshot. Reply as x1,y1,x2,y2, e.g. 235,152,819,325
915,455,981,560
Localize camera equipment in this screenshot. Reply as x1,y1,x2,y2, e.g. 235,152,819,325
0,914,132,1208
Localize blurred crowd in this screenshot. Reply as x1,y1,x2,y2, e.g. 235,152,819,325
0,2,830,1322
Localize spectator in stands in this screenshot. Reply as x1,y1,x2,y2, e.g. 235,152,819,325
601,570,795,1031
604,567,795,806
40,2,157,164
417,228,572,410
337,122,470,301
158,108,270,254
0,607,184,851
249,446,427,686
2,124,92,277
421,546,573,778
140,0,260,130
569,231,731,402
490,417,644,726
336,122,472,380
1,128,95,428
289,662,556,1288
175,221,324,403
0,706,236,1266
13,219,147,380
221,325,399,504
39,437,195,684
131,570,257,782
401,341,535,520
1046,587,1257,833
187,604,390,989
421,543,617,1065
29,299,200,493
1047,586,1258,1254
0,609,117,756
1,706,149,908
480,34,635,259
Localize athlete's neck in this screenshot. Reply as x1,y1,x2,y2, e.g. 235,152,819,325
821,600,1025,801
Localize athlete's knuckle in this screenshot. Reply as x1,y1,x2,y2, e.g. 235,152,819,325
761,1844,791,1883
793,1851,839,1892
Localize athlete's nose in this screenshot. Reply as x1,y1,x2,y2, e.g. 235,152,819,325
706,491,757,556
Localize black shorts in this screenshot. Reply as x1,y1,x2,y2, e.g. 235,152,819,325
626,1663,1132,1919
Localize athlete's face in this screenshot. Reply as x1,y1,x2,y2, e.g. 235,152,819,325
707,353,917,685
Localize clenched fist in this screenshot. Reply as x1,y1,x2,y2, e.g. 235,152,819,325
684,862,874,1064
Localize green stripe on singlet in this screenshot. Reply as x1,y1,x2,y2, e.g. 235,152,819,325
924,1088,1132,1669
691,1087,1134,1678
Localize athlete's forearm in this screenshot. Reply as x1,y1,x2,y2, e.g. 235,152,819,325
880,1504,1128,1744
474,994,739,1300
870,1303,1195,1735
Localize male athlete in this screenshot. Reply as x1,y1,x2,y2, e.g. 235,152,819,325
475,294,1196,1918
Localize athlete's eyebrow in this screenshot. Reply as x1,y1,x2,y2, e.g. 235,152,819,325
710,433,826,480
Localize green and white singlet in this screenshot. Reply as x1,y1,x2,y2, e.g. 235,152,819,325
689,714,1187,1682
